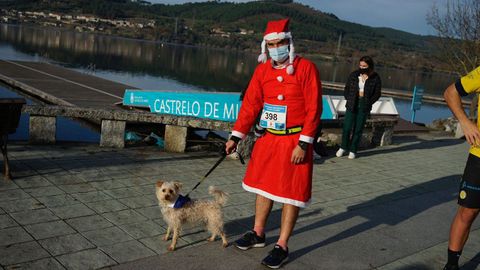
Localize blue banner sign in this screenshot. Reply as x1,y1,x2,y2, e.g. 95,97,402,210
123,90,336,122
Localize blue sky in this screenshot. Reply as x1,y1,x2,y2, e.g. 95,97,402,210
147,0,447,36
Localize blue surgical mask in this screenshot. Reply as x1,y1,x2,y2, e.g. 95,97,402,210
268,45,289,62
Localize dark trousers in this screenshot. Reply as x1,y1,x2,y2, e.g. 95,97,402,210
341,98,367,153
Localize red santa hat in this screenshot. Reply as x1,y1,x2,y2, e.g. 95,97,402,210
258,18,295,75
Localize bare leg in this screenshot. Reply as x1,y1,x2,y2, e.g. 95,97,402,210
278,204,300,246
254,195,273,234
448,206,480,251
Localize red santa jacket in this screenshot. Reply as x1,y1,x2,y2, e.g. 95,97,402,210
232,56,322,143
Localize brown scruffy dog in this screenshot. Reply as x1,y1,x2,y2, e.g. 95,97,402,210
155,181,228,251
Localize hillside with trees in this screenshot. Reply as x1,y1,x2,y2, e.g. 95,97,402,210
0,0,444,70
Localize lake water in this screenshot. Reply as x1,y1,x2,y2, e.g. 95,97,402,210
0,24,461,141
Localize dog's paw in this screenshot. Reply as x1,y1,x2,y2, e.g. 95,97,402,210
207,236,215,242
163,236,169,241
167,245,175,251
222,242,228,248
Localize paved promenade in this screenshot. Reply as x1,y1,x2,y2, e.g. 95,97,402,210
0,133,479,270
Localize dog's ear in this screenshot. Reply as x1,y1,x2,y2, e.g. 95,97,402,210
173,182,182,191
156,181,164,188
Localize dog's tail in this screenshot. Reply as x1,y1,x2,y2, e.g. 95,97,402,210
209,186,228,206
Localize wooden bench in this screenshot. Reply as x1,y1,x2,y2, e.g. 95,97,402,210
0,98,26,180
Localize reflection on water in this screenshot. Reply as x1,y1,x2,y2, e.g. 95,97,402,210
0,24,459,95
0,24,460,125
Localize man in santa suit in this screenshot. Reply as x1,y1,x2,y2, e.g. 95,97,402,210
225,18,322,268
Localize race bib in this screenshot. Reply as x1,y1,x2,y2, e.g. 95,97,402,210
259,103,287,130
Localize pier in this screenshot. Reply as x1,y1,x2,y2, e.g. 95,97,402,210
0,60,435,151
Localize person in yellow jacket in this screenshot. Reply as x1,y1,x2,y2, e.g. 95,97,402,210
443,66,480,270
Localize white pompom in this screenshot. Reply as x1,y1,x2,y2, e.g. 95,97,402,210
286,64,294,75
258,53,267,63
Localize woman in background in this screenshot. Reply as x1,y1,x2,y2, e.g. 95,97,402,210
336,56,381,159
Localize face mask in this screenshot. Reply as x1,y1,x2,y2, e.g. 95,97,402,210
359,67,369,74
268,45,289,62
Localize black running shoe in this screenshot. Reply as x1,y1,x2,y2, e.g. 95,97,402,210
235,230,266,250
443,264,459,270
261,244,289,269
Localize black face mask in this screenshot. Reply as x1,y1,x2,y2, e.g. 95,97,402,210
359,67,369,74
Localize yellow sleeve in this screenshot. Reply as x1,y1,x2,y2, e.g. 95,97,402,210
456,66,480,96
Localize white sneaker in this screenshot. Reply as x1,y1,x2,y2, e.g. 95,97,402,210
336,148,345,157
348,152,356,159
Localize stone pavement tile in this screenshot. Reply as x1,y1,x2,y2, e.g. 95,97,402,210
50,203,95,219
0,189,30,201
0,241,50,266
118,195,157,209
177,226,214,245
131,184,156,195
57,183,97,194
376,260,410,270
136,206,162,220
13,176,52,188
0,214,17,229
102,209,147,225
101,240,156,264
10,208,59,225
89,179,126,190
75,171,113,182
24,220,76,240
66,214,113,232
0,180,18,191
86,199,128,214
104,187,142,199
115,177,153,187
82,226,134,246
0,198,45,213
152,218,167,227
24,186,65,197
35,194,80,208
39,233,96,256
119,220,165,239
0,226,33,246
6,257,65,270
44,174,86,186
56,249,116,270
139,234,189,254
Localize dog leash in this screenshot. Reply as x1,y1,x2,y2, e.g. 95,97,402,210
173,150,244,208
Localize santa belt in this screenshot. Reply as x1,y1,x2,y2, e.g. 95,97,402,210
266,126,302,135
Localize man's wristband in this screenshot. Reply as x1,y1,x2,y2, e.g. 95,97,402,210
298,141,309,151
230,135,241,144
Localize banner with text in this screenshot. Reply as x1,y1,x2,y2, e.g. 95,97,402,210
123,90,336,122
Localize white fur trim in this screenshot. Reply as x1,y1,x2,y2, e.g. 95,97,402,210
264,32,292,41
289,42,295,64
242,182,310,208
286,41,295,75
299,135,314,144
261,40,266,54
231,130,246,139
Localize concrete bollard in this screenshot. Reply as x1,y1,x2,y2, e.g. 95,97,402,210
29,115,56,144
100,120,126,148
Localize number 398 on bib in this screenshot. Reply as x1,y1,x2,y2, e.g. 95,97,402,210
259,103,287,130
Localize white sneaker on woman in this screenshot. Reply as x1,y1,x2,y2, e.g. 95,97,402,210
336,148,345,157
348,152,356,159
